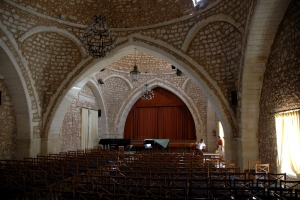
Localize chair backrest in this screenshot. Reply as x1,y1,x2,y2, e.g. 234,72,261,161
255,163,269,173
247,160,261,173
119,146,124,151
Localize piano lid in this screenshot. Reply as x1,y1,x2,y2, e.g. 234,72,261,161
144,139,169,148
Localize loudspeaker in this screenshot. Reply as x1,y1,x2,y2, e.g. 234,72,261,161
231,90,237,105
176,69,182,76
98,79,104,84
98,109,101,117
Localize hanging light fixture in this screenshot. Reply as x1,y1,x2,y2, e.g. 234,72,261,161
130,48,141,81
80,14,115,58
140,55,154,100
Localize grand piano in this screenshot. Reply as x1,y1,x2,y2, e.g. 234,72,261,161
99,138,130,149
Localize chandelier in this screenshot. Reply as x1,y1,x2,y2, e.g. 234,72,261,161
140,84,154,100
140,56,154,100
129,48,141,81
80,15,115,58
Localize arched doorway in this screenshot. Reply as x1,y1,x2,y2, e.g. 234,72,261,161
124,87,196,140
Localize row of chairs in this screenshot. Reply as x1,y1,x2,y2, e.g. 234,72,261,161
19,178,300,199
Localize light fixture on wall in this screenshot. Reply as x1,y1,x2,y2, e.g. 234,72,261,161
80,15,115,58
130,48,141,81
140,55,154,100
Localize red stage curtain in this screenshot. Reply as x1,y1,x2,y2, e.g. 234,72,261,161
124,87,196,140
133,107,158,140
132,106,191,140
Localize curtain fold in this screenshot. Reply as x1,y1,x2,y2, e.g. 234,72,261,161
81,108,89,149
132,106,193,140
89,110,99,149
275,110,300,175
81,108,99,150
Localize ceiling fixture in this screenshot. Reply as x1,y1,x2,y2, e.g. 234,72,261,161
130,48,141,81
140,55,154,100
140,84,154,100
80,15,115,58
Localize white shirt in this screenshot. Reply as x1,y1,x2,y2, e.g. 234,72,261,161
200,142,206,150
195,141,201,150
195,141,206,150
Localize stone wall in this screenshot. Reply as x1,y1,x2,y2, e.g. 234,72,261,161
0,79,17,159
59,52,210,150
258,0,300,174
61,84,99,152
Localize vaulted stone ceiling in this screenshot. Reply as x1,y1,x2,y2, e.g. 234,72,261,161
9,0,196,27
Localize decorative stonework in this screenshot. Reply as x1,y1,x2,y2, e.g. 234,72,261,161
185,80,208,134
8,0,194,27
22,32,82,114
258,0,300,174
188,21,242,105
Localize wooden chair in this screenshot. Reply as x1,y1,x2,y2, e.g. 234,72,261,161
118,146,124,151
138,185,163,198
255,163,270,173
245,160,261,174
7,175,33,200
94,182,115,196
280,180,300,190
74,181,94,194
32,170,56,189
228,172,246,180
115,183,138,196
102,193,128,200
248,172,267,181
53,179,75,200
162,185,187,199
187,187,212,199
0,175,11,199
189,178,209,188
267,188,296,200
234,187,267,200
268,172,286,182
77,191,100,200
126,177,148,185
32,188,54,200
212,187,236,199
128,195,154,200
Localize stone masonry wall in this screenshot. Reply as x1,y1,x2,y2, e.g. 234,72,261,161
61,84,99,152
0,79,17,159
258,0,300,174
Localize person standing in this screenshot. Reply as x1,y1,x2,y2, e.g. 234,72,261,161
200,139,206,152
217,136,224,158
195,140,201,151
